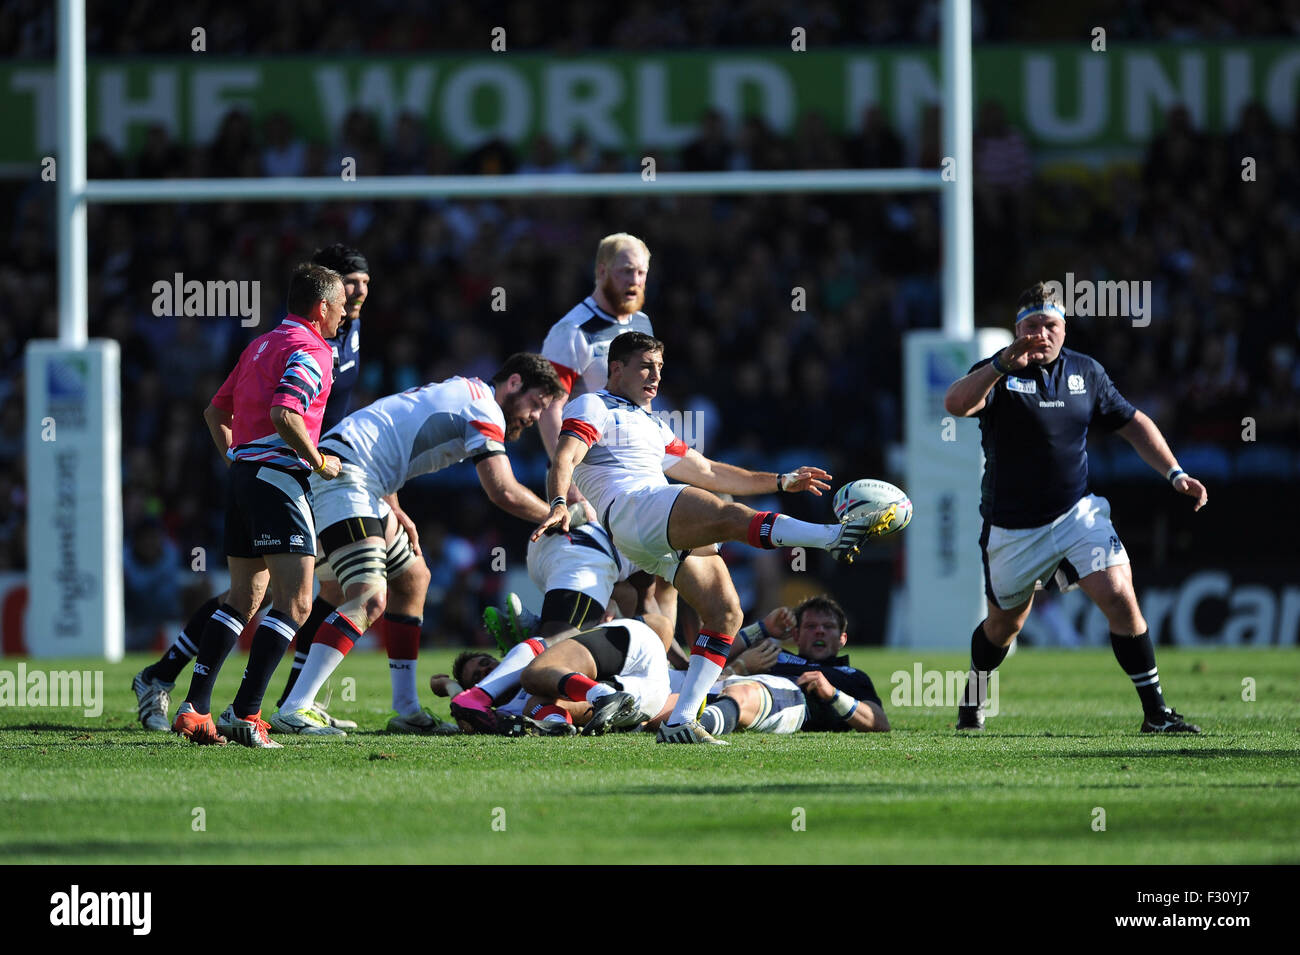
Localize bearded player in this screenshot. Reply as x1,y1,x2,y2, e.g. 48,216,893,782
265,354,567,742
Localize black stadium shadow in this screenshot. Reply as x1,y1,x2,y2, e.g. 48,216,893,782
2,838,316,860
0,722,108,732
591,783,911,798
1056,748,1300,760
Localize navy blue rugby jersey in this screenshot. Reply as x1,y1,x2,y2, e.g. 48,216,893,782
320,318,361,433
768,651,882,733
971,347,1136,528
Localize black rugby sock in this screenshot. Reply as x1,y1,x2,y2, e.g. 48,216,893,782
961,623,1009,708
1110,631,1168,717
146,595,222,683
233,610,299,719
184,604,247,714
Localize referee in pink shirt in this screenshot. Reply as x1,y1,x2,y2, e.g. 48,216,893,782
172,263,345,747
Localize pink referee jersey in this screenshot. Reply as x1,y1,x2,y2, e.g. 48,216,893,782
211,315,334,469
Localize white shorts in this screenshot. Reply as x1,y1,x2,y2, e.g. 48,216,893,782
604,484,689,582
311,466,395,583
722,674,807,734
982,493,1129,610
309,463,387,531
527,522,631,605
610,618,671,722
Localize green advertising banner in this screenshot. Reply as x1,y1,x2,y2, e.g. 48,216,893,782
5,43,1300,168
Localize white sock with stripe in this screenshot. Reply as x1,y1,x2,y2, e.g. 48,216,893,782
769,515,839,549
282,643,347,715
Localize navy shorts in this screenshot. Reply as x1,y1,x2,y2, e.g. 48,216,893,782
223,461,317,559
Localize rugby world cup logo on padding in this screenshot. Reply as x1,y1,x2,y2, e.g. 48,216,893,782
47,356,88,399
47,356,89,429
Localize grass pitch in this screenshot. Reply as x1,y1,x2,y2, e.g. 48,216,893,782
2,647,1297,864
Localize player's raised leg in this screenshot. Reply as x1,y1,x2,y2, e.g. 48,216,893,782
1077,564,1199,733
662,485,874,561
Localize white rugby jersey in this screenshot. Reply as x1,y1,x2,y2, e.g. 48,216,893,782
319,377,506,496
541,296,653,397
560,390,688,519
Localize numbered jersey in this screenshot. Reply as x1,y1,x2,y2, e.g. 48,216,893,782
320,376,506,496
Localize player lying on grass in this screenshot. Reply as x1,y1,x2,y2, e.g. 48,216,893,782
260,354,565,742
433,614,675,736
651,594,889,736
533,331,886,744
450,507,659,733
943,281,1204,734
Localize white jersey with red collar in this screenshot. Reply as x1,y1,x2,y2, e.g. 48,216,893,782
541,296,653,397
319,376,506,496
560,390,688,520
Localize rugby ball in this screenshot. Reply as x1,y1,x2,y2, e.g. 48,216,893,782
832,479,913,538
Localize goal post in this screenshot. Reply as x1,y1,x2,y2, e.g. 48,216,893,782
30,0,981,657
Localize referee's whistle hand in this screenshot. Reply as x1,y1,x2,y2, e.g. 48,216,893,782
1174,475,1208,512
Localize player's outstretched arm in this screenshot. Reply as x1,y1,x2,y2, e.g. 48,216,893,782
475,454,553,524
1116,411,1208,511
666,449,831,497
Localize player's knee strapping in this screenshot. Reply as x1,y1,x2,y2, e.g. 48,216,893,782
385,524,418,580
326,538,389,632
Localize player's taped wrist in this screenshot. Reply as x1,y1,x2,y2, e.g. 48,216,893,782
1165,466,1186,485
829,689,859,720
990,352,1012,376
549,496,566,511
737,619,770,649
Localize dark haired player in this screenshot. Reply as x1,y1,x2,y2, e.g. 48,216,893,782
534,332,888,744
267,354,567,740
943,282,1206,734
667,596,890,737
